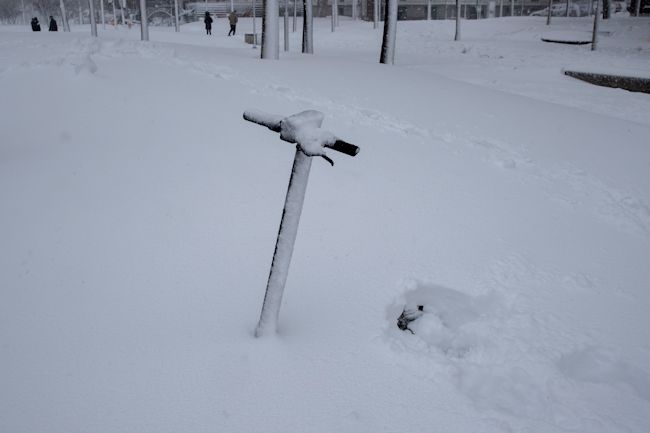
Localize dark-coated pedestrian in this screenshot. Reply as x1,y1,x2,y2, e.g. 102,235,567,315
48,16,58,31
204,11,213,35
31,17,41,31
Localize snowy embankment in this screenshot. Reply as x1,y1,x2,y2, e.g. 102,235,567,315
1,16,650,433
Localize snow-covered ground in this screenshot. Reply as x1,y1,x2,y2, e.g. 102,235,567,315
1,15,650,433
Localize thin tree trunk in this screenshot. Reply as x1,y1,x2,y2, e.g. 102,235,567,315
373,0,378,28
174,0,180,32
302,0,313,53
139,0,148,40
455,0,460,40
379,0,397,64
510,0,514,15
262,0,280,59
335,0,339,26
284,0,289,50
253,0,258,46
591,0,599,50
89,0,97,35
565,0,569,16
546,0,552,24
331,0,335,31
60,0,70,31
427,0,431,19
100,0,105,28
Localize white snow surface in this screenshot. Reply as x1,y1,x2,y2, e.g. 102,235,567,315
1,16,650,433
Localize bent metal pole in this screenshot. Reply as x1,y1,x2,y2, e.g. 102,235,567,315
243,110,359,337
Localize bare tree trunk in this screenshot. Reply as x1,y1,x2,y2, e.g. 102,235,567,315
565,0,569,16
262,0,280,59
591,0,599,50
510,0,514,15
455,0,460,39
373,0,378,28
139,0,148,40
284,0,289,50
89,0,97,35
635,0,641,16
100,0,105,28
174,0,180,32
602,0,609,18
253,0,258,47
379,0,397,64
546,0,552,24
427,0,431,19
302,0,313,53
335,0,339,25
60,0,70,31
331,0,335,31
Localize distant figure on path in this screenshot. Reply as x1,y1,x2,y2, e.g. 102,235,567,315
31,17,41,31
204,11,213,35
48,16,58,32
227,12,238,36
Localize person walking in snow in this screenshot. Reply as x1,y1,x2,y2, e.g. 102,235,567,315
31,17,41,31
48,16,58,32
227,12,238,36
204,11,213,35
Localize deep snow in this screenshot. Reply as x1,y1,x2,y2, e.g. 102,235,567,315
1,15,650,433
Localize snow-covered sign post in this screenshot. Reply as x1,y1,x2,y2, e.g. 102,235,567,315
243,109,360,337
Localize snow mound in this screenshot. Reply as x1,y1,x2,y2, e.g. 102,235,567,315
391,283,501,359
386,282,557,420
